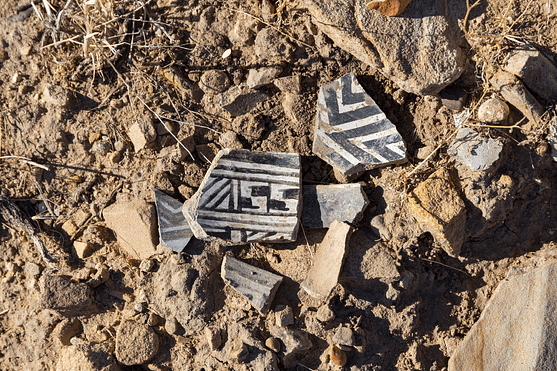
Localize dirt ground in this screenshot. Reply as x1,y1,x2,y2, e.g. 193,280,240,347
1,0,557,370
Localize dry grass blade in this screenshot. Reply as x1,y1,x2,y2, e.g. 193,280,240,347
0,156,50,171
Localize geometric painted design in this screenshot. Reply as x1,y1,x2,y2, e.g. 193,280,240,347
153,189,193,253
183,149,301,244
313,73,407,176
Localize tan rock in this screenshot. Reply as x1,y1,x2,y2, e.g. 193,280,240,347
408,168,466,256
103,200,158,260
74,241,94,259
301,220,353,300
57,343,120,371
115,320,159,366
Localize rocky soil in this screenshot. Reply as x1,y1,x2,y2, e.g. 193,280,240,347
1,0,557,370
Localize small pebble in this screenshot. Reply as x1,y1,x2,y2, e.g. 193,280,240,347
139,259,154,273
134,303,144,312
165,316,178,335
329,344,347,367
316,305,335,323
24,262,40,277
265,337,281,353
477,97,509,123
332,326,355,347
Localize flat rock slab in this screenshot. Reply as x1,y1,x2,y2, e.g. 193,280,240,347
313,73,407,176
302,184,369,228
449,262,557,371
407,168,466,257
153,189,193,253
448,127,503,172
302,220,353,300
304,0,466,95
183,149,301,244
221,255,284,314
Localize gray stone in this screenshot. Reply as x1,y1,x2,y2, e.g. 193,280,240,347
43,83,74,109
199,70,230,95
266,337,281,352
153,189,193,253
313,73,407,176
214,83,269,117
40,275,92,316
448,127,503,172
302,184,369,229
183,149,301,244
305,0,466,95
221,255,284,314
275,305,294,327
301,220,352,300
503,47,557,102
128,115,156,151
332,326,355,347
24,262,41,277
490,70,543,124
103,200,158,260
448,262,557,371
440,86,469,111
369,214,391,241
269,326,312,369
477,97,509,123
358,242,401,284
273,75,302,94
316,305,335,323
247,67,283,89
399,270,414,289
115,320,159,366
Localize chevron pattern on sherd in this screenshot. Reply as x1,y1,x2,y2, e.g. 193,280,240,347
313,73,407,175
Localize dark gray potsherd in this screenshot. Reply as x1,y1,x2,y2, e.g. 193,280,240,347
302,183,369,228
183,149,301,244
153,188,193,253
221,255,284,315
313,73,407,176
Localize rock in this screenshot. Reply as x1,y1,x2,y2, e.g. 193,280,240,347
547,119,557,162
305,0,465,95
88,264,109,288
57,343,120,371
254,28,295,61
160,67,193,100
329,344,347,367
74,241,95,259
91,140,111,156
261,0,276,21
448,262,557,371
164,316,178,335
199,70,230,94
115,320,159,366
273,75,302,94
103,200,158,260
266,337,281,352
301,220,353,300
24,262,40,277
229,13,257,46
269,326,312,368
182,149,301,244
313,73,407,176
40,275,92,316
139,259,154,273
399,270,414,289
332,326,355,347
369,214,392,241
153,189,193,253
214,84,269,117
43,83,74,109
490,70,543,124
219,130,244,149
221,255,284,315
407,168,466,257
477,97,509,123
448,127,503,172
62,208,92,236
230,340,249,363
205,327,223,350
158,136,196,164
53,318,83,346
301,184,369,228
439,86,469,111
275,305,294,327
367,0,414,16
247,67,283,89
316,305,335,323
128,116,156,151
503,47,557,102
